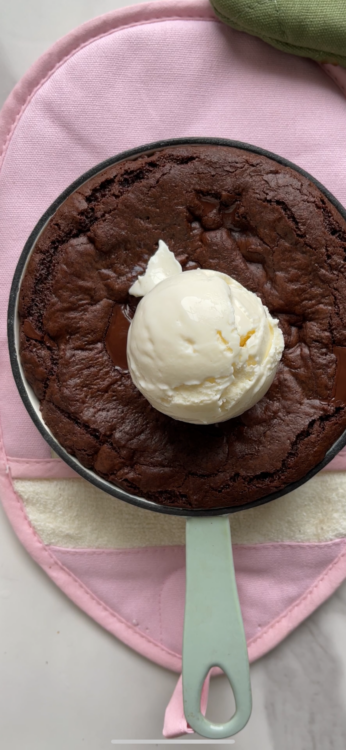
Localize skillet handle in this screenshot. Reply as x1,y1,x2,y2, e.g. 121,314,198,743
183,516,252,739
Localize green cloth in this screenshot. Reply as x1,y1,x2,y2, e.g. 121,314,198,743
210,0,346,68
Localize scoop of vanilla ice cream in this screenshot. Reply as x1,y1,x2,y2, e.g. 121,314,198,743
127,245,284,425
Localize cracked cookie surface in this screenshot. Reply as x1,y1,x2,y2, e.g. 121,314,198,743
19,145,346,510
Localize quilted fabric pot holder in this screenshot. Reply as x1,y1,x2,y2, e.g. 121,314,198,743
1,0,346,737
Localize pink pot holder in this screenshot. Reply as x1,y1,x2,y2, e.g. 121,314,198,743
1,0,346,737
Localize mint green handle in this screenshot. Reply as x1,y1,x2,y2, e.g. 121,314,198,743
182,516,252,738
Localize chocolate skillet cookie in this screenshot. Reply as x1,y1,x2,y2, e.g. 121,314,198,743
19,145,346,510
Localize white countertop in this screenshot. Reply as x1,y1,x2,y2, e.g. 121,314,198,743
1,2,346,747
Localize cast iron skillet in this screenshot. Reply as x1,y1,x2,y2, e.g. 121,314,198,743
8,138,346,738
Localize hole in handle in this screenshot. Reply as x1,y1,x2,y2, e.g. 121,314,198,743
183,663,252,739
204,669,236,725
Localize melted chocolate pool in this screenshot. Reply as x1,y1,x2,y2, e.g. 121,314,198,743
105,304,131,370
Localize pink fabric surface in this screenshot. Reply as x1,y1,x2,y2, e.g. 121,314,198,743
6,457,79,479
325,448,346,471
51,539,346,656
323,63,346,97
163,672,211,737
1,0,346,738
